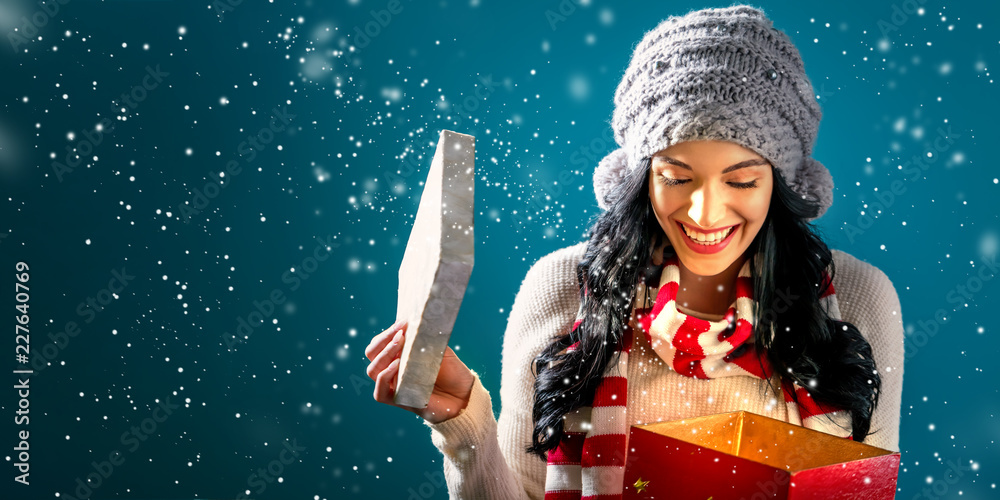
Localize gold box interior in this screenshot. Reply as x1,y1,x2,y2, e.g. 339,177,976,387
636,411,895,472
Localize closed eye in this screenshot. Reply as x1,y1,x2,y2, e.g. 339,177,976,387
657,175,759,190
657,175,689,187
729,180,758,189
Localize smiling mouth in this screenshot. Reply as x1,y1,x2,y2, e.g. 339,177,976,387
676,221,738,245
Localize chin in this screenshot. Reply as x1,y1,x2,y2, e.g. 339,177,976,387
676,253,734,277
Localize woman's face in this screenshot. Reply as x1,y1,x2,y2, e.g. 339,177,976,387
648,140,774,276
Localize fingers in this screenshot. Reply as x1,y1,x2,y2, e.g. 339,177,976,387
365,319,406,361
365,328,405,381
374,357,400,404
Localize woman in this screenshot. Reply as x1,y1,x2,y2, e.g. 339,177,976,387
365,5,904,499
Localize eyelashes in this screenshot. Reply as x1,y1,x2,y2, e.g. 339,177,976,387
657,175,759,190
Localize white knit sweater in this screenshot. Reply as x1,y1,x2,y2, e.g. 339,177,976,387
422,241,905,499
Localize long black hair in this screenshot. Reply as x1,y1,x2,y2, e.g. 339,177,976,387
526,157,882,461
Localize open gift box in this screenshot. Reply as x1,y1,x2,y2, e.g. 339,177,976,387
622,410,900,499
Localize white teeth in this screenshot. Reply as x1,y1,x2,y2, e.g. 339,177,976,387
682,224,734,245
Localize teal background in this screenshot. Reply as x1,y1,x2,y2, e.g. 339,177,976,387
0,0,997,498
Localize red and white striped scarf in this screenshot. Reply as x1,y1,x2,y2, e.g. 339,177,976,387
543,252,852,499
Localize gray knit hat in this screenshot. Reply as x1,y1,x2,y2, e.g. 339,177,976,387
594,5,834,220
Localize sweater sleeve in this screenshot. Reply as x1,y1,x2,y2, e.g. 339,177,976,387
831,250,906,452
422,243,586,499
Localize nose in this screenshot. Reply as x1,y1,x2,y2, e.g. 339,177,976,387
688,183,726,229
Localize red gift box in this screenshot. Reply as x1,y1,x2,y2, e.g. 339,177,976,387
622,411,900,499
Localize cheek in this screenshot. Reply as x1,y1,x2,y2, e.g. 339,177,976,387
648,183,667,217
735,190,772,235
650,201,669,228
744,193,771,221
649,191,682,224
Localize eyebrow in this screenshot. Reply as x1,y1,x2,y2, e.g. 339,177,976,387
654,155,770,173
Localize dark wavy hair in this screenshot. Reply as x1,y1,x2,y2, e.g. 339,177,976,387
525,157,882,461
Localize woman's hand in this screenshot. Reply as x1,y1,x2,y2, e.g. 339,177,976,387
365,319,476,424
